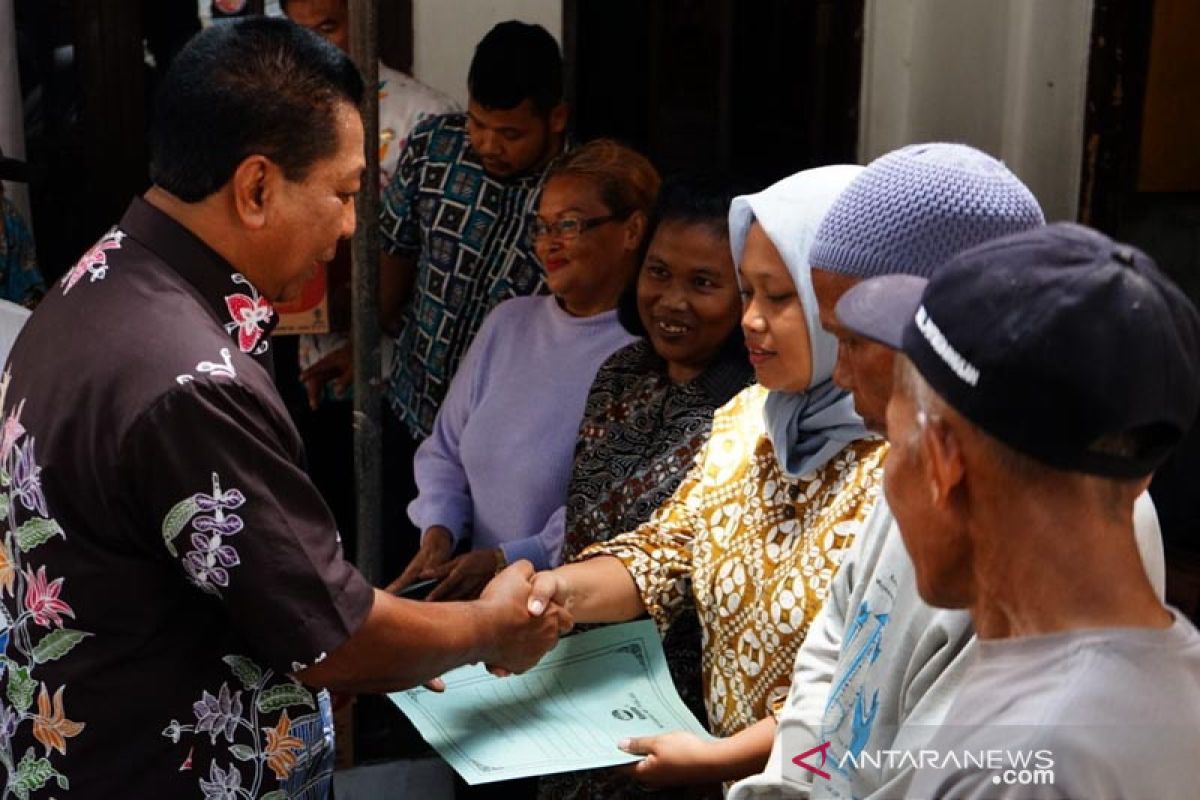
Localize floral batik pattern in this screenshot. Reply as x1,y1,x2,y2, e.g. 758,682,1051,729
163,474,246,597
224,275,274,356
583,385,887,738
0,373,91,798
164,655,331,800
60,228,124,296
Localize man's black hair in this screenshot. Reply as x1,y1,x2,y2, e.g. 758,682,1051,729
467,21,562,114
617,173,749,342
149,17,364,202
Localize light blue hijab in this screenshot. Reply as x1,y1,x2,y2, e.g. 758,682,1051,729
729,165,872,478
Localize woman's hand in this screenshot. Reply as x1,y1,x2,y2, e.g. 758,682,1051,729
386,526,454,594
615,731,725,788
424,548,504,601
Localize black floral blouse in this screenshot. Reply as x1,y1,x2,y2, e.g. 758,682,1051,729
541,338,751,800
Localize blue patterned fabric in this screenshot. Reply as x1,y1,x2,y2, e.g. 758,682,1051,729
379,113,551,438
0,196,46,308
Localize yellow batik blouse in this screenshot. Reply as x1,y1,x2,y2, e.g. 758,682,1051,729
582,384,887,737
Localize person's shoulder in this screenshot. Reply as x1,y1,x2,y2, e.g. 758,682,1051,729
0,299,30,330
460,296,548,355
413,111,468,145
912,765,1068,800
71,270,273,411
831,435,889,481
0,299,30,365
395,111,466,168
596,339,657,378
379,64,460,116
486,294,551,326
716,383,769,427
116,369,295,475
585,339,658,394
699,384,769,463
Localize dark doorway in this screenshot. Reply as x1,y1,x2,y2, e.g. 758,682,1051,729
1081,0,1200,618
564,0,865,185
15,1,413,284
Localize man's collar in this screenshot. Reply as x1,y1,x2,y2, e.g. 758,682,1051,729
120,197,278,362
464,134,576,187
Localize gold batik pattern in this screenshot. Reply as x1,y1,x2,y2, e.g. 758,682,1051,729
582,384,887,737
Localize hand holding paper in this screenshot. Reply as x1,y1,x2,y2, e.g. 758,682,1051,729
390,620,713,785
616,730,725,788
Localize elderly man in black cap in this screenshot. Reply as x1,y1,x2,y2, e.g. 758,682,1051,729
836,222,1200,798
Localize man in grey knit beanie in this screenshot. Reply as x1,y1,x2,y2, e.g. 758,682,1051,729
809,142,1044,433
729,143,1165,799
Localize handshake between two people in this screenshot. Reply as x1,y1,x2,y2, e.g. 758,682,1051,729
383,534,644,692
386,561,735,790
472,562,574,679
479,567,573,679
383,552,577,688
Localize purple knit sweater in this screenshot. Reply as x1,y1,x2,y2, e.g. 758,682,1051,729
408,295,636,568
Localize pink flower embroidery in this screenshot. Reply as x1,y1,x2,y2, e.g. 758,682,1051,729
224,293,274,354
0,399,26,462
23,566,75,629
62,229,125,295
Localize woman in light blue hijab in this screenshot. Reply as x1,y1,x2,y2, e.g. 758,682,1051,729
729,165,873,479
519,167,886,794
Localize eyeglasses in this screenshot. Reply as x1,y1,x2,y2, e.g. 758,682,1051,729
527,215,618,244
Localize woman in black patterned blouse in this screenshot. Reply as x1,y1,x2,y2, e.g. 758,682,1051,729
541,176,753,800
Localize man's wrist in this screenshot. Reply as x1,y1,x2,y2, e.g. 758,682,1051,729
466,596,500,665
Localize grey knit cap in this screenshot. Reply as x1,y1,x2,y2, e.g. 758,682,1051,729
809,143,1045,279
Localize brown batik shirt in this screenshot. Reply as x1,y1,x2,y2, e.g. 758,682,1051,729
0,198,374,799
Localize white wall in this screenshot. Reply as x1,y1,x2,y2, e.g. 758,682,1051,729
412,0,561,106
1,0,31,225
859,0,1093,221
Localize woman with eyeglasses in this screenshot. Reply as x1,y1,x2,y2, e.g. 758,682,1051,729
389,139,658,602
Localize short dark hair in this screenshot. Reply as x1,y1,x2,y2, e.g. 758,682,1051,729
149,17,364,202
467,21,562,114
617,173,747,339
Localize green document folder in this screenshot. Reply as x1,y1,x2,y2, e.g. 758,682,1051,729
389,619,714,785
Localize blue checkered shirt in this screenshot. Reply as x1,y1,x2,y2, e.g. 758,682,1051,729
379,113,550,438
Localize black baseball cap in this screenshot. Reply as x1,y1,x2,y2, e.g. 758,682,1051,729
837,222,1200,478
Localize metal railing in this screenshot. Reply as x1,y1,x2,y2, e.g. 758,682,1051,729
347,0,383,586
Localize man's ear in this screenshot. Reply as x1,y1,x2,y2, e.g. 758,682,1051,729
920,415,964,509
230,155,274,230
548,102,569,137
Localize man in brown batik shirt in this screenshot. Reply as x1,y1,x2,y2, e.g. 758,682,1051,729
0,19,566,799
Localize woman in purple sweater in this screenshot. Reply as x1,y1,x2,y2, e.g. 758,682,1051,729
390,140,660,601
